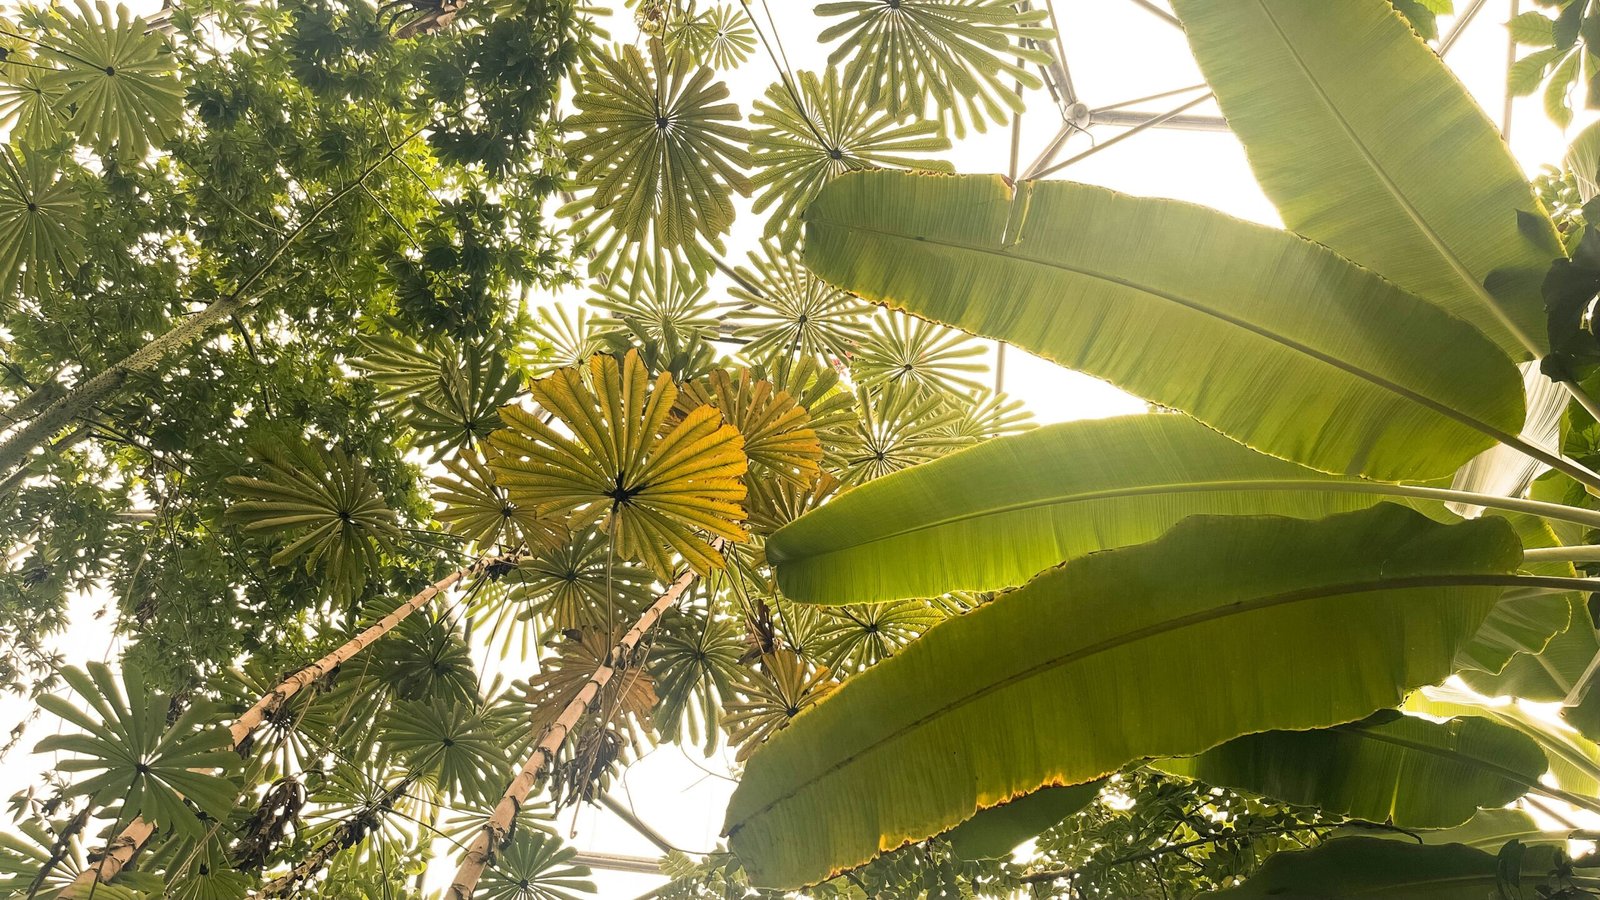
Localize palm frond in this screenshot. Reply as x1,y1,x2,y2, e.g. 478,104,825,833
488,350,749,577
816,0,1054,137
750,67,952,248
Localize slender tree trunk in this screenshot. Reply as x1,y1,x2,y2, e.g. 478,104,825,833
0,133,418,478
258,774,418,897
448,565,700,899
60,553,507,897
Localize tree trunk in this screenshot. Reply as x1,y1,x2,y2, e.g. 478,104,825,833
448,564,700,899
0,133,417,478
258,775,418,897
60,552,507,897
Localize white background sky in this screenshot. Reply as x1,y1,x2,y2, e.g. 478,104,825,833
5,1,1594,897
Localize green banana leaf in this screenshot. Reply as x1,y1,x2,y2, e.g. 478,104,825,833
801,171,1525,482
1158,711,1546,828
723,504,1521,887
1172,0,1561,361
942,780,1103,861
1333,808,1568,852
1404,685,1600,799
766,414,1600,605
1211,837,1564,898
1454,515,1576,676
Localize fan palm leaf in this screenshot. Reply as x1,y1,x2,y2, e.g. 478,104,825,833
487,350,748,577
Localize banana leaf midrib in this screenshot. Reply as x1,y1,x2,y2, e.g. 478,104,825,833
770,479,1600,563
1323,721,1543,798
805,215,1530,456
1246,0,1541,358
728,572,1555,831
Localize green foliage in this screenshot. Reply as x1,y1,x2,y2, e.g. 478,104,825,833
15,0,1600,895
749,67,951,249
37,663,238,834
226,443,403,603
814,0,1053,137
488,350,750,576
562,39,752,277
37,0,183,157
480,830,596,899
1509,0,1600,128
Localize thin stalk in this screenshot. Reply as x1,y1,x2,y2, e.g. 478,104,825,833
449,564,701,899
598,792,677,854
0,129,422,477
1562,377,1600,428
61,554,508,896
1524,546,1600,563
1035,93,1213,178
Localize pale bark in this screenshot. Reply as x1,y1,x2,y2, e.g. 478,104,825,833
448,565,699,899
60,553,506,896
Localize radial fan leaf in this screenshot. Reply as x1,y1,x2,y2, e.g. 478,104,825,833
675,367,823,487
815,0,1054,138
371,613,479,704
405,340,522,460
384,698,503,804
944,388,1033,441
730,239,872,365
750,67,952,249
649,606,745,754
507,527,656,632
0,45,67,149
225,444,401,602
433,450,564,552
516,628,659,747
0,146,83,297
487,350,749,577
518,305,609,379
349,332,449,409
747,471,840,537
663,4,757,70
0,818,145,899
591,250,723,342
810,600,943,673
40,0,182,158
481,830,596,900
833,383,971,486
852,312,988,399
36,663,239,836
723,504,1521,887
561,39,751,273
725,650,837,763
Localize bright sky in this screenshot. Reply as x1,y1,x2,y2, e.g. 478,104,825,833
5,1,1593,897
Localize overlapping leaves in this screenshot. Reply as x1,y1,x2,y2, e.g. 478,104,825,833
37,663,237,835
750,67,951,248
36,0,182,157
562,39,751,277
226,444,401,602
815,0,1053,137
488,350,748,576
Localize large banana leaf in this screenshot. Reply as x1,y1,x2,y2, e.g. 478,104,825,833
1158,711,1546,828
1171,0,1560,360
1212,837,1563,898
766,414,1600,605
801,171,1525,482
941,780,1102,861
723,505,1520,887
1335,808,1569,851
